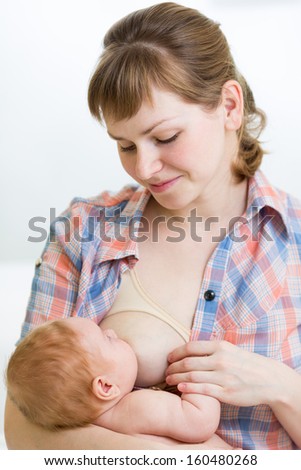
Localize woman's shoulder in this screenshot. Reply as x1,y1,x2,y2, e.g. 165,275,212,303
60,184,148,222
70,184,142,210
49,184,150,252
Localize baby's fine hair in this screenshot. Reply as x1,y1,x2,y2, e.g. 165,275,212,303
6,320,101,430
88,2,266,180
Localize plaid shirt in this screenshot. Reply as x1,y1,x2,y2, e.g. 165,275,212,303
21,170,301,449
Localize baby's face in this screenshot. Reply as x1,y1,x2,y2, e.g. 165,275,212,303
65,317,138,392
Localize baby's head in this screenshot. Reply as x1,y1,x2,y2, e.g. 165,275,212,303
6,317,138,429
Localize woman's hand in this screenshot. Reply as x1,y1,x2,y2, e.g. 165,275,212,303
166,340,301,448
166,340,286,407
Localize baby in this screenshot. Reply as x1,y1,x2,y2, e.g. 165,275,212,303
6,317,220,443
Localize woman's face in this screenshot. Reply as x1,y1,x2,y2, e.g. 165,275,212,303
106,87,238,215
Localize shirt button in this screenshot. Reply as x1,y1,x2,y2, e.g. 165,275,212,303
35,257,42,267
204,289,216,301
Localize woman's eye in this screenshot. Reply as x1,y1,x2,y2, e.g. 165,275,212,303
119,133,179,153
119,144,136,153
156,133,179,145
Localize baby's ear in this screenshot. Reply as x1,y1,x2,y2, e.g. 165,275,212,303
92,376,121,401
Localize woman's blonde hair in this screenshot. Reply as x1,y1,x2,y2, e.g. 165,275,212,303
88,2,266,180
6,320,101,430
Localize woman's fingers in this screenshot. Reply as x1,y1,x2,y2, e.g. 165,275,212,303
166,339,284,407
166,370,221,386
177,382,225,400
166,355,214,376
168,340,219,363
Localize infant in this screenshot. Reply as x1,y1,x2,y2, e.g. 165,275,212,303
6,317,220,443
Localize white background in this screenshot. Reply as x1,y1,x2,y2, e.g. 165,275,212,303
0,0,301,262
0,0,301,449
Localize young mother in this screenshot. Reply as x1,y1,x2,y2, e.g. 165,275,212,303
5,2,301,450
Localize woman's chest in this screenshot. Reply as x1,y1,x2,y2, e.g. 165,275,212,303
101,238,213,387
134,235,213,327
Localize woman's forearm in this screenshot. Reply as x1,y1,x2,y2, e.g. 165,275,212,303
268,363,301,449
5,395,233,450
4,396,169,450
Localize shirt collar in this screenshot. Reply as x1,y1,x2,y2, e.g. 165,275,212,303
246,170,290,231
95,185,151,263
99,171,290,263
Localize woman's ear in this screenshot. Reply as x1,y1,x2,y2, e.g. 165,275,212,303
92,376,121,401
222,80,244,131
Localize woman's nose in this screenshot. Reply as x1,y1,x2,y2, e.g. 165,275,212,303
135,147,163,181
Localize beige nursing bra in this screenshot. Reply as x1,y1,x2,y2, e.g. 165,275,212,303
106,267,191,342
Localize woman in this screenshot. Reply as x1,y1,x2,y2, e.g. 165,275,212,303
5,2,301,449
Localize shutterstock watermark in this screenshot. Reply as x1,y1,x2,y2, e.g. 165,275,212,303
27,207,274,244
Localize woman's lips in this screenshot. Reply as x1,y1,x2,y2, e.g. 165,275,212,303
149,176,182,193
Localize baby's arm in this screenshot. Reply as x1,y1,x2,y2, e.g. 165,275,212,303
98,390,220,443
